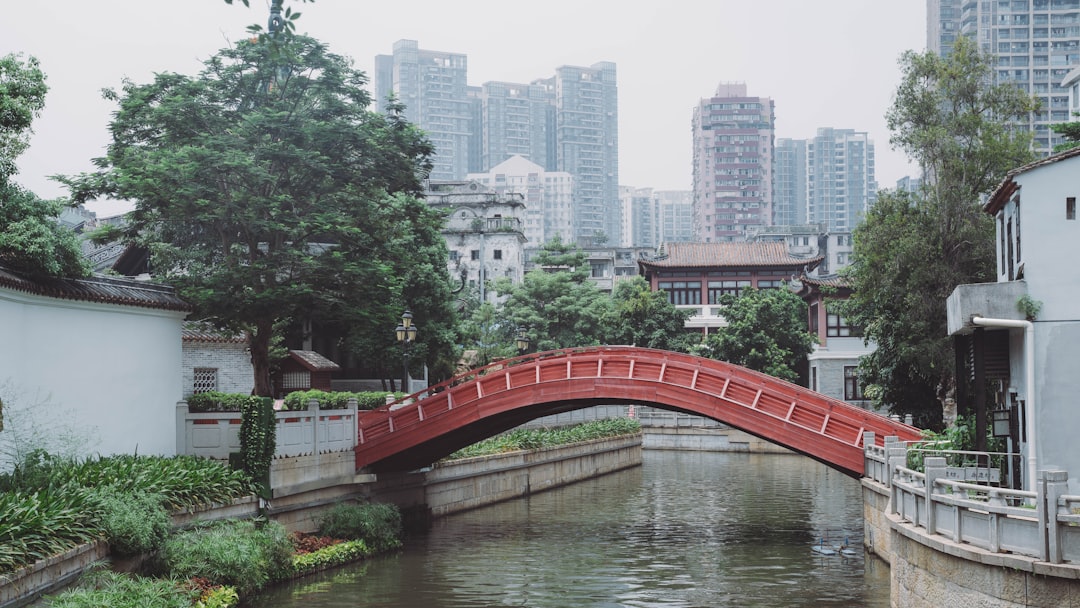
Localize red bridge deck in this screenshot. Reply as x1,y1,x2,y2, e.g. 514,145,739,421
355,346,922,476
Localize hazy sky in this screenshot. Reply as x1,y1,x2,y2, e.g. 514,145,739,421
4,1,926,217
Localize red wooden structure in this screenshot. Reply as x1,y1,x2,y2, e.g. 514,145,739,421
355,346,922,476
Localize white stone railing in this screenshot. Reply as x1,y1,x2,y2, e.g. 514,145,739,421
866,441,1080,565
176,399,358,460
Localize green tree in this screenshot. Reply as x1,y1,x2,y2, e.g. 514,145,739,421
0,53,89,279
701,287,814,383
62,35,442,396
610,275,694,352
1051,113,1080,152
493,237,613,351
458,301,517,366
839,36,1037,427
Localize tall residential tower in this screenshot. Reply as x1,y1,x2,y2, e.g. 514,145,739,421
692,83,775,242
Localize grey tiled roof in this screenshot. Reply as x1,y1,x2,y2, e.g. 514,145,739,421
289,350,341,372
0,266,191,312
640,242,823,269
182,322,246,343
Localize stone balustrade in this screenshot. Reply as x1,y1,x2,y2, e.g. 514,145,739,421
864,433,1080,566
175,398,359,460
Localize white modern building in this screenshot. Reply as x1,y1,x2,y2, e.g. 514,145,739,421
947,146,1080,491
467,155,573,247
807,128,876,233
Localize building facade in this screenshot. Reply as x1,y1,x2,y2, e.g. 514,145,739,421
655,190,695,245
467,155,574,247
479,81,555,171
637,242,821,336
774,138,808,226
692,83,775,243
535,62,621,246
947,146,1080,492
375,40,474,180
425,181,527,306
807,128,876,233
794,275,878,410
928,0,1080,154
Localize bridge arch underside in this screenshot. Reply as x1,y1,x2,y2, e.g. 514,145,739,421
356,351,921,477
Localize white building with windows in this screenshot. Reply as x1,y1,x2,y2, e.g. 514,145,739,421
467,155,573,247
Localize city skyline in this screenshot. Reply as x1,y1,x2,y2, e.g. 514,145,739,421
4,1,924,218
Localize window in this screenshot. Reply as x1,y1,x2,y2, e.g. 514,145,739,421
449,251,459,262
193,368,218,394
493,249,503,260
1068,197,1076,220
282,371,311,390
826,310,860,337
811,367,818,392
844,366,865,400
471,250,480,261
658,281,702,306
808,303,819,334
708,280,750,302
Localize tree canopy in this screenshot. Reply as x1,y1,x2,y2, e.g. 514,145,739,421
700,287,813,383
492,237,613,351
0,53,89,279
62,34,449,396
609,275,694,352
839,36,1037,427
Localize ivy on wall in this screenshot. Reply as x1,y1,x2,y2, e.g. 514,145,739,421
239,397,275,499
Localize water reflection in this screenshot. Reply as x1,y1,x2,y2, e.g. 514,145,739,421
253,451,889,607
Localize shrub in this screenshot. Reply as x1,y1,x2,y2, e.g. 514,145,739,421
447,417,642,460
291,539,370,575
316,502,402,552
186,392,253,413
89,489,171,557
239,397,276,499
156,519,294,595
45,569,195,608
0,488,99,573
282,389,401,411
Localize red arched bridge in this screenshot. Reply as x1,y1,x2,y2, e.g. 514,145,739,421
355,346,921,477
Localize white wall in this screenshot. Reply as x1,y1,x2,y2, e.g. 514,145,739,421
0,287,186,464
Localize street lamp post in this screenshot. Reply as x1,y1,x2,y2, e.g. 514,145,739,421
395,310,418,393
515,329,531,356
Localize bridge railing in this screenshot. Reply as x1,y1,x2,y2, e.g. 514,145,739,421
865,437,1080,565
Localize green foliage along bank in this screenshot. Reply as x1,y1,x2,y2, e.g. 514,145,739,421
446,418,641,461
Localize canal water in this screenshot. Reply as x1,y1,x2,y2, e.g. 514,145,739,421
254,450,890,607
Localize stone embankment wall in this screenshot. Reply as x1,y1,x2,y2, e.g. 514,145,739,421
366,433,642,519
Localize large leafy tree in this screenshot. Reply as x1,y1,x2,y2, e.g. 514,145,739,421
493,237,613,351
701,287,814,383
610,276,694,352
63,35,447,396
0,53,88,279
839,36,1037,427
1051,114,1080,152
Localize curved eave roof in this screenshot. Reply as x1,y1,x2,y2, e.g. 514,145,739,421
0,266,191,312
638,242,823,271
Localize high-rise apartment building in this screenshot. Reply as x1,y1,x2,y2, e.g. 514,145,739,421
807,128,876,232
656,190,695,245
620,186,659,248
691,83,775,242
467,155,574,246
535,62,621,246
479,82,555,171
774,138,808,226
928,0,1080,153
374,40,474,180
376,43,619,247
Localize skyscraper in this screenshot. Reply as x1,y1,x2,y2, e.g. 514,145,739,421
774,138,808,226
479,81,555,171
374,40,474,180
692,83,775,242
807,128,876,232
928,0,1080,154
535,62,621,245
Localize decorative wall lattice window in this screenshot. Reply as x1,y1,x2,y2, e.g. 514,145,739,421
282,371,311,390
193,368,218,394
